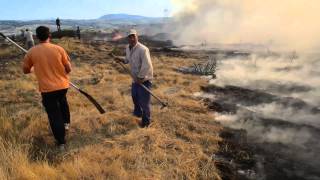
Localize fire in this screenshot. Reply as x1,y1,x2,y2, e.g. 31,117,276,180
112,33,123,41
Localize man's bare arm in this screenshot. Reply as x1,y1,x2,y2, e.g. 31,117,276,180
64,63,72,74
22,64,31,74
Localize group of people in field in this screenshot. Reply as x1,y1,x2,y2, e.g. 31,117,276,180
22,18,81,50
22,26,153,150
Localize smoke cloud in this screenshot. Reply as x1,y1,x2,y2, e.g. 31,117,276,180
204,53,320,178
171,0,320,51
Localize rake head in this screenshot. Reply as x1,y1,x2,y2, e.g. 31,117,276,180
160,102,169,110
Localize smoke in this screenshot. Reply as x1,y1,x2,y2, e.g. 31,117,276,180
206,53,320,178
210,54,320,105
210,53,320,129
170,0,320,176
178,1,320,176
171,0,320,51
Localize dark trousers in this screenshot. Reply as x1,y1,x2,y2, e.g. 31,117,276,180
131,81,152,125
26,41,34,49
41,89,70,145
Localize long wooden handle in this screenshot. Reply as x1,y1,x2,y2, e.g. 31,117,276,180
111,54,168,108
0,33,106,114
0,33,28,53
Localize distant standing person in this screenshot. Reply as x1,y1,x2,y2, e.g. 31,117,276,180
114,29,154,128
24,29,34,49
20,29,25,39
76,26,81,39
22,26,72,150
56,17,61,32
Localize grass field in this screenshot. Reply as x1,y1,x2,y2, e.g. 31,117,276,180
0,38,223,179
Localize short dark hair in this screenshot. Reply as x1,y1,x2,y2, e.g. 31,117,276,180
36,26,50,41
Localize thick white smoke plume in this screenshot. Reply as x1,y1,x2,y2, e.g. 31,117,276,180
171,0,320,51
172,1,320,178
203,53,320,178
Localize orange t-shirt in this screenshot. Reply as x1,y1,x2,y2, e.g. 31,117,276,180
23,42,71,93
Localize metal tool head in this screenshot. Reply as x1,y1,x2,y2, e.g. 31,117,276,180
160,102,169,110
109,52,116,57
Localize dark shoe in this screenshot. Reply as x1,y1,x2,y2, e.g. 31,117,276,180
138,121,144,128
138,121,150,128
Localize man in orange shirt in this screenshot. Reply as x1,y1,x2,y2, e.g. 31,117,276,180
23,26,72,150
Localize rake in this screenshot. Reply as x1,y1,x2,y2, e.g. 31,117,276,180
0,32,106,114
110,53,168,109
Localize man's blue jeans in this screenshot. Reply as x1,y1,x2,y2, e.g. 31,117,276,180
131,81,152,126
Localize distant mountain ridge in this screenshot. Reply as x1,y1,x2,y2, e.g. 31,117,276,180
100,13,158,20
0,14,170,35
99,13,165,24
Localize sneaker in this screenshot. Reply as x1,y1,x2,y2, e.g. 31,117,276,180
64,123,70,131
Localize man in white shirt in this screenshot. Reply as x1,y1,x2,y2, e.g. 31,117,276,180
116,29,154,128
24,29,35,49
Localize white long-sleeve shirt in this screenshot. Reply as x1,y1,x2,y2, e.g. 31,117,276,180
124,42,153,81
24,31,34,42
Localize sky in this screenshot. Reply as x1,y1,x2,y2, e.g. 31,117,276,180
0,0,173,20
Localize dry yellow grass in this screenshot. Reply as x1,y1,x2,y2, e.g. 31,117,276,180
0,38,223,179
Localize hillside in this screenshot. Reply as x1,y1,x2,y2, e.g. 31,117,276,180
99,14,165,24
0,14,170,35
0,38,226,179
